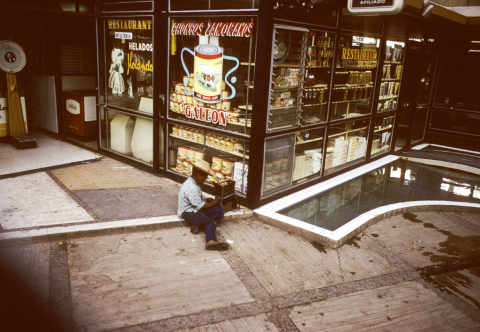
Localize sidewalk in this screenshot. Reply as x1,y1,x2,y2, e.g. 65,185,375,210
1,137,480,331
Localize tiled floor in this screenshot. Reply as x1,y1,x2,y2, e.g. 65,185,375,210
0,132,100,177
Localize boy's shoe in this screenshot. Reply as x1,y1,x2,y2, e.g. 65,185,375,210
190,224,199,234
205,241,229,251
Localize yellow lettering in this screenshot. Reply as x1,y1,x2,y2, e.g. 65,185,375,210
132,20,137,29
127,51,153,76
342,48,347,60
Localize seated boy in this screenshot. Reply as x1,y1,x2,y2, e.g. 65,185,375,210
177,160,229,251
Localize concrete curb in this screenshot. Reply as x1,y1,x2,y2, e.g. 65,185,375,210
255,202,480,248
0,208,254,245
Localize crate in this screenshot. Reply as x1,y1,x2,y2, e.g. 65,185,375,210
213,179,235,198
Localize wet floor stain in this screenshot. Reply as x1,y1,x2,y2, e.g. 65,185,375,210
311,241,327,254
431,267,480,310
345,236,361,248
402,212,423,223
370,233,379,237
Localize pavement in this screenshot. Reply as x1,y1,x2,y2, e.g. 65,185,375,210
1,135,480,332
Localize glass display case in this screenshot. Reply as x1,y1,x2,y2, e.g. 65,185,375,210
168,123,249,195
268,25,308,131
262,134,295,196
102,108,158,165
325,118,369,175
303,30,335,125
378,41,404,112
293,128,325,183
331,34,379,121
370,114,394,157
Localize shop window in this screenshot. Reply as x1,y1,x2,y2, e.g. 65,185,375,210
102,109,160,166
325,118,369,175
430,109,480,137
370,115,394,157
293,128,325,183
434,38,480,112
102,17,153,114
262,134,295,197
168,123,249,195
377,40,404,113
170,0,258,11
169,17,257,136
331,34,379,121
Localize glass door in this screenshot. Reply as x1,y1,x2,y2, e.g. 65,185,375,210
411,52,438,143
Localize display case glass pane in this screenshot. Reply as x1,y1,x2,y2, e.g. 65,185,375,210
302,30,335,125
167,123,249,195
170,0,258,11
325,118,369,175
269,26,308,131
103,17,153,114
430,109,480,136
377,40,404,113
102,109,155,166
370,115,394,157
262,134,295,197
169,17,257,136
293,128,325,183
331,34,379,121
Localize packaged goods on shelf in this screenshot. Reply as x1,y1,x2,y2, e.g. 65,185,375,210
233,162,248,194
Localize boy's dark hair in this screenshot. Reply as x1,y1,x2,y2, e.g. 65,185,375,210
192,166,208,177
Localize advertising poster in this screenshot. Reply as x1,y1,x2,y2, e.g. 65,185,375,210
105,19,153,112
169,18,256,127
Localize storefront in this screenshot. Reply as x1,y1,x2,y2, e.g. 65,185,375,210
92,0,479,209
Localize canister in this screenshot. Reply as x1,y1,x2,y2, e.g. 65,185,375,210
212,156,223,172
171,92,177,101
173,102,180,112
180,103,185,114
178,146,187,160
196,131,204,143
265,176,273,190
176,158,183,172
186,149,195,161
273,159,282,173
229,111,240,122
222,100,230,111
221,90,228,99
187,129,193,140
172,125,178,136
194,150,204,161
281,158,288,172
176,93,182,103
182,94,187,104
216,172,225,183
192,131,198,141
225,139,234,151
170,100,175,110
221,159,234,175
183,160,191,175
207,175,215,183
177,126,183,137
214,136,220,148
183,76,189,85
265,162,273,176
186,96,193,105
182,128,188,139
219,138,226,150
175,83,182,93
234,142,242,152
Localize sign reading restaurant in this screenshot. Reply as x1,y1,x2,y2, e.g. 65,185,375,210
348,0,404,15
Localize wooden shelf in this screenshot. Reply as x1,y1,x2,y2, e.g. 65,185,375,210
381,78,400,82
379,95,398,100
329,126,368,138
304,103,327,107
238,105,253,110
227,120,251,128
306,65,330,69
334,83,373,87
384,61,401,64
374,125,392,133
170,134,249,159
272,63,302,68
296,137,324,145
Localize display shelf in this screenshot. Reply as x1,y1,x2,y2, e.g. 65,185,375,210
332,98,369,104
329,126,368,138
270,105,296,110
379,95,398,101
238,105,253,110
374,125,392,133
381,78,400,82
384,61,401,64
272,63,302,68
336,66,377,70
333,83,373,87
241,62,255,66
371,145,390,155
227,120,251,128
304,103,327,107
170,134,249,159
296,136,324,145
306,66,330,69
272,86,300,91
170,134,204,145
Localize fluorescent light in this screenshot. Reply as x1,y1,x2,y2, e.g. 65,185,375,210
471,41,480,44
468,50,480,52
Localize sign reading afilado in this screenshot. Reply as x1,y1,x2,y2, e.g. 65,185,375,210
348,0,404,15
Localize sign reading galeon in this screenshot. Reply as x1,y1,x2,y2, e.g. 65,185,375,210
348,0,404,15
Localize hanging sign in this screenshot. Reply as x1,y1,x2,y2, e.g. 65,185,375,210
347,0,404,15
